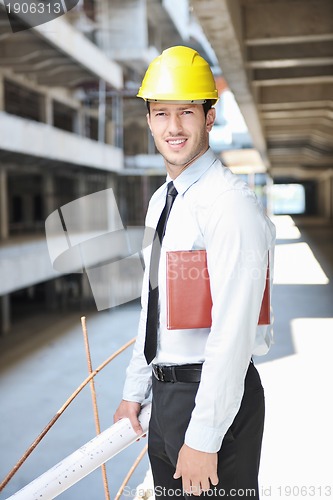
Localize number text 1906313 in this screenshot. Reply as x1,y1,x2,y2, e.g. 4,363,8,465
5,3,62,14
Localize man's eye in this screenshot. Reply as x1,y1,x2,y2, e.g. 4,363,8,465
182,110,193,115
155,112,166,117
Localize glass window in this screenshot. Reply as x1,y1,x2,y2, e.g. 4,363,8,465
272,184,306,215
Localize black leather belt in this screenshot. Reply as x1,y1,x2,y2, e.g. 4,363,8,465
152,363,202,383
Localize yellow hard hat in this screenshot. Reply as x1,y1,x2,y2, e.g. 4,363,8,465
137,46,218,105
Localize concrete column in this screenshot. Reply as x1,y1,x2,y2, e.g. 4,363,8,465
142,174,150,218
81,273,92,309
265,176,274,217
0,294,11,336
147,127,155,155
106,173,116,191
95,0,111,52
45,279,58,311
73,107,84,136
41,95,53,126
0,168,9,240
74,175,89,237
0,73,4,111
76,175,86,199
325,177,331,220
112,93,123,149
326,173,333,221
106,173,122,232
22,193,34,228
98,79,106,143
331,176,333,221
43,171,55,219
318,170,333,220
318,179,325,218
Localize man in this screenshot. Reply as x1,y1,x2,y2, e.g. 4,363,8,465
114,46,275,498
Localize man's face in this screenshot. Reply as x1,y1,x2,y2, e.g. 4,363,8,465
147,102,215,178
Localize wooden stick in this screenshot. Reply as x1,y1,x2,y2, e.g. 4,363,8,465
114,444,149,500
0,335,136,493
81,316,110,500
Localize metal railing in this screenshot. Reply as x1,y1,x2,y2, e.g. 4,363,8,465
0,317,150,500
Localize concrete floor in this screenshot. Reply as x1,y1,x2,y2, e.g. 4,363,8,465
0,215,333,499
0,305,149,500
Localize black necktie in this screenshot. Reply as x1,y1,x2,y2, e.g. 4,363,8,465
144,181,178,364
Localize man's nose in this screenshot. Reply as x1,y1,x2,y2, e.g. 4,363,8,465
168,114,182,135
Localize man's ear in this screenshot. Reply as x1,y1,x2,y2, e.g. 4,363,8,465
206,108,216,132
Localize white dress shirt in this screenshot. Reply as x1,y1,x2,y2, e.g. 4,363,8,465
123,148,276,452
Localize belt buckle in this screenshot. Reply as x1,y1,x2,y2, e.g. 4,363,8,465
154,364,165,382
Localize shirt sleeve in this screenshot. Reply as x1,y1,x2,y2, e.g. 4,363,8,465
184,189,271,452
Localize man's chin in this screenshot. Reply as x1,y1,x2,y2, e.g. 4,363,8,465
163,151,195,168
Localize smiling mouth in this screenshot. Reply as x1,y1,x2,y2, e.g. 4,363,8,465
167,138,187,146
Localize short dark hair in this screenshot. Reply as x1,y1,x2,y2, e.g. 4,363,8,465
146,99,213,117
203,99,213,117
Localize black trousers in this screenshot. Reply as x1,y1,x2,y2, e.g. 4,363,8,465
148,362,265,499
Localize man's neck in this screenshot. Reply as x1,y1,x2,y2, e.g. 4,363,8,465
165,147,209,179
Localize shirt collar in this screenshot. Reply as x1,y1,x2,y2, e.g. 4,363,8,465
166,148,217,196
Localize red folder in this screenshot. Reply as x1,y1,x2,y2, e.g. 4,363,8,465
166,250,270,330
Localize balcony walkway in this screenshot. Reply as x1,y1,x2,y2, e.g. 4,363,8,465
0,215,332,499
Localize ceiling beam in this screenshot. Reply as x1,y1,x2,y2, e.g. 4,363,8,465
253,75,333,87
190,0,269,167
244,1,333,44
260,82,333,103
247,57,333,69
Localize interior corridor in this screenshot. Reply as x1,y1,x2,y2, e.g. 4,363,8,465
0,215,332,499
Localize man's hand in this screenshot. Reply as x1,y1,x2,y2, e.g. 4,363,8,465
113,400,144,437
173,444,219,496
